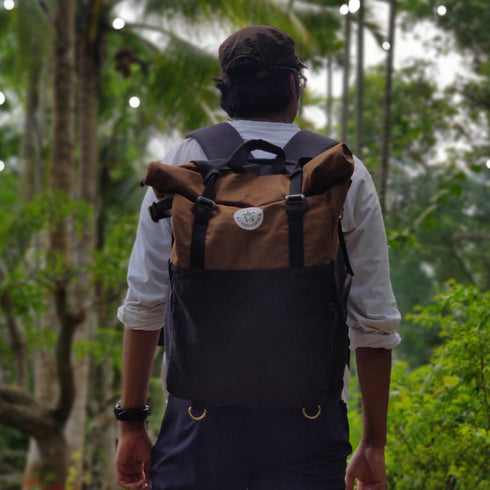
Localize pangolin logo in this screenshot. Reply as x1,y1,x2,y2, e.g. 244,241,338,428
233,207,264,230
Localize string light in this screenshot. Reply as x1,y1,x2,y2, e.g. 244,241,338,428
348,0,360,14
0,91,5,105
0,160,5,172
3,0,15,11
382,41,391,51
129,96,140,108
112,17,125,30
437,5,447,16
339,4,349,15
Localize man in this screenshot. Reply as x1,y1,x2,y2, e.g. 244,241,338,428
115,25,400,490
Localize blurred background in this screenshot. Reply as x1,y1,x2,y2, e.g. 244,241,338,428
0,1,488,488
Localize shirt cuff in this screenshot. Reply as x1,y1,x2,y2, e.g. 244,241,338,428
117,304,165,331
349,327,401,350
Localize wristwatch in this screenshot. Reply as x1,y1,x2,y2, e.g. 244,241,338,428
114,400,151,421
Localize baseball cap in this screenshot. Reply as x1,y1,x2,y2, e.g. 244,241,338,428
218,25,306,80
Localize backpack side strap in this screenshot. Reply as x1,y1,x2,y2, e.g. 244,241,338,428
187,123,244,160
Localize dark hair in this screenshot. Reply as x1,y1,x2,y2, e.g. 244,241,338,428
215,59,301,119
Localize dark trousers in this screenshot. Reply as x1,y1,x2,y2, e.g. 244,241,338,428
150,395,351,490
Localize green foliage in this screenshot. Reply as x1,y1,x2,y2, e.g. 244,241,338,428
91,214,138,294
386,282,489,489
347,62,457,175
386,162,489,366
399,0,490,64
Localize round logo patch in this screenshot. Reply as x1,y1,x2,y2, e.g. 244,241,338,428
233,207,264,230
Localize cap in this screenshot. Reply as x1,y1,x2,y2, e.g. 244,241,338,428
218,25,306,80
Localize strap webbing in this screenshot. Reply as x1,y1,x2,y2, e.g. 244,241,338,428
187,123,244,160
283,130,338,161
190,165,218,269
286,171,307,267
282,131,338,267
338,220,354,277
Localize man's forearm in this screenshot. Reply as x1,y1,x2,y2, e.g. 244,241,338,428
355,347,392,447
121,328,160,409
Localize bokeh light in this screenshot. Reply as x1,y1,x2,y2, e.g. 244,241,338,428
437,5,447,16
3,0,15,11
112,17,125,30
129,96,140,108
349,0,361,14
339,4,349,15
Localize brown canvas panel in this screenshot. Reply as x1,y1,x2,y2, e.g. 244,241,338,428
302,143,354,195
144,161,204,200
171,191,346,270
214,171,290,206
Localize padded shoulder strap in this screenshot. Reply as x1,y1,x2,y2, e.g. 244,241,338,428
187,123,244,160
188,124,339,162
283,130,338,161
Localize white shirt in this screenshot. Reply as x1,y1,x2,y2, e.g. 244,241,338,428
118,120,401,351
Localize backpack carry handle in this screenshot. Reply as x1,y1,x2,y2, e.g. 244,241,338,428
228,139,286,173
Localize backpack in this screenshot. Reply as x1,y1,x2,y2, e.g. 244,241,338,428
142,123,354,414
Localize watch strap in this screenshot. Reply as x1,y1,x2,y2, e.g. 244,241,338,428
114,400,151,421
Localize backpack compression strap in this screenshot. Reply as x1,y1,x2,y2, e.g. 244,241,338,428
283,130,339,267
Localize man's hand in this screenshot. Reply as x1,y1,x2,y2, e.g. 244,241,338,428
345,443,387,490
116,424,153,489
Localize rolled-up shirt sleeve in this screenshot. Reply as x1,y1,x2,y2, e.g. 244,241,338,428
342,157,401,350
116,188,172,330
117,139,207,330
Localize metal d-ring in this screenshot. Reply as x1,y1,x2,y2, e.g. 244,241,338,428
302,404,322,420
188,405,207,421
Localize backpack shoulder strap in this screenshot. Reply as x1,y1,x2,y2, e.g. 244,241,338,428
187,123,244,160
283,130,338,161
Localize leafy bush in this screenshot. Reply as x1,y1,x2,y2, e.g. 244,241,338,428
386,282,489,489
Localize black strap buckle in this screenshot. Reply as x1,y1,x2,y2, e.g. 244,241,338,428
285,193,307,212
148,198,173,222
193,196,216,214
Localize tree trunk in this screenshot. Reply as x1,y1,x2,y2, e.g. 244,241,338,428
23,431,69,490
325,55,333,137
379,0,397,215
64,2,101,487
21,65,45,201
23,0,78,486
355,0,365,160
341,12,351,143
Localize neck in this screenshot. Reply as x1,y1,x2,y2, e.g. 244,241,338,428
242,113,294,123
240,101,298,124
